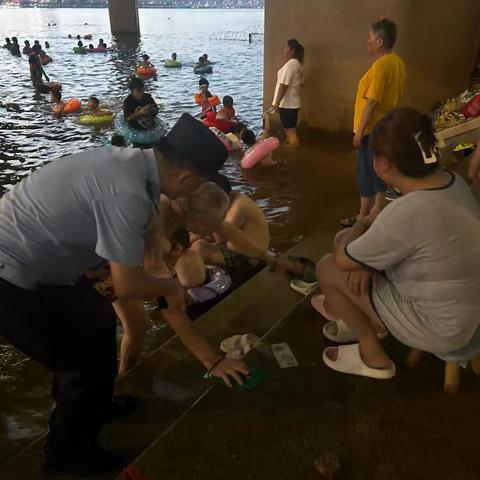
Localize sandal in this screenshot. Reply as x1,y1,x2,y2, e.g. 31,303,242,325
311,294,336,321
288,255,317,283
339,216,357,228
322,343,396,379
323,318,388,343
290,278,318,296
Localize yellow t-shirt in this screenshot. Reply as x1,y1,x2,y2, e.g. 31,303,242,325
353,52,406,134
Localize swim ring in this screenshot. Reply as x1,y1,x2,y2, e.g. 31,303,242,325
136,66,157,76
203,111,237,133
84,34,92,40
164,60,182,68
52,98,82,115
187,266,232,304
194,65,213,75
79,113,114,125
114,114,167,145
41,56,52,65
73,47,87,54
241,137,280,169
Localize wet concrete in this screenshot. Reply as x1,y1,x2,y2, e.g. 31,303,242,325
117,300,480,480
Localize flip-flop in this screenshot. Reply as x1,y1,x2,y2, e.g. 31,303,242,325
322,344,396,379
311,294,336,321
339,216,357,228
290,278,318,296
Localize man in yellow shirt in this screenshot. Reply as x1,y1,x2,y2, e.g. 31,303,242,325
342,18,406,226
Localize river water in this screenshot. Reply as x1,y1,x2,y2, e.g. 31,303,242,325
0,7,358,466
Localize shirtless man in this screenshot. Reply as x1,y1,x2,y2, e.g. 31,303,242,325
90,182,231,374
176,175,273,287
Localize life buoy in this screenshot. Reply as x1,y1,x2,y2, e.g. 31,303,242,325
79,113,114,125
136,66,157,76
194,65,213,75
114,114,167,145
73,47,87,54
187,266,232,304
241,137,280,169
203,111,237,133
164,60,182,68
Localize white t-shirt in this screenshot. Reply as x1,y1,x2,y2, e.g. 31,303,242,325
273,58,303,109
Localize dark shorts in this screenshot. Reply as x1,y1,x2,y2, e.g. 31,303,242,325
220,245,261,273
279,108,299,129
356,135,387,198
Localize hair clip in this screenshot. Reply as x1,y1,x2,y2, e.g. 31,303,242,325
413,132,439,165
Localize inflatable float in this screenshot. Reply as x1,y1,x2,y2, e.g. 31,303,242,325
187,266,232,304
114,114,167,145
202,111,237,133
73,47,87,54
79,113,114,125
84,34,92,40
40,55,52,65
209,127,242,153
52,98,82,115
241,137,280,169
194,65,213,75
136,66,157,76
164,60,182,68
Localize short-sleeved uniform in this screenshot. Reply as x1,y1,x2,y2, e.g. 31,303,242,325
273,58,303,129
353,52,406,198
347,173,480,358
0,146,160,456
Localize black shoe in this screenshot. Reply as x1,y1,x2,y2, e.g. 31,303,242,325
105,395,140,422
41,445,121,476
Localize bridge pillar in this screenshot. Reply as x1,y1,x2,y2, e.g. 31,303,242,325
108,0,140,35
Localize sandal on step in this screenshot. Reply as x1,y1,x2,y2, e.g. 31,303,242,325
290,278,318,296
322,343,396,379
287,255,317,283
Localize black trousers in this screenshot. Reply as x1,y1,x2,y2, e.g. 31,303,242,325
0,276,117,457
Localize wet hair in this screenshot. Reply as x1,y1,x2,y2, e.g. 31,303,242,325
77,41,83,47
24,40,30,45
88,96,100,107
172,52,177,60
34,40,40,45
371,18,397,49
52,91,62,102
89,44,94,49
76,35,81,39
32,44,42,53
242,129,257,147
370,108,440,178
45,42,50,48
198,56,205,65
129,76,145,91
223,95,234,108
102,43,107,48
199,77,209,87
68,34,72,38
99,38,104,43
203,53,208,59
142,54,150,60
211,173,232,194
12,37,18,43
287,38,304,63
111,134,126,147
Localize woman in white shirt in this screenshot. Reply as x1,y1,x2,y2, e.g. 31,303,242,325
272,38,304,146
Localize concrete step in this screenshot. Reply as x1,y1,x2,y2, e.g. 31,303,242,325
0,227,336,480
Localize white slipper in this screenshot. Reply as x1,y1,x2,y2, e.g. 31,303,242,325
220,334,262,360
290,278,318,296
322,343,396,379
323,319,388,343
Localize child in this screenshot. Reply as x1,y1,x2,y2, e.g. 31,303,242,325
203,53,211,65
218,96,235,120
140,54,153,68
171,52,178,61
197,55,206,67
83,96,112,116
231,115,278,167
196,77,217,114
51,91,64,114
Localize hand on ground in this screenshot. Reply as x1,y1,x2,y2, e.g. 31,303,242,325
210,357,250,388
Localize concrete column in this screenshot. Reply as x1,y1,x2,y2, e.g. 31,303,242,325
264,0,480,131
108,0,140,35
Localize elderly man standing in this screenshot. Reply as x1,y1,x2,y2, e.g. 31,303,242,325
342,18,406,227
0,114,248,476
